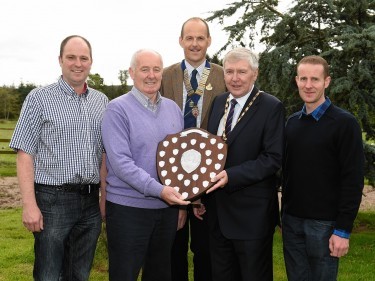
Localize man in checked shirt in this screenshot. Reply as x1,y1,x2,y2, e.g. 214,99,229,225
10,35,108,281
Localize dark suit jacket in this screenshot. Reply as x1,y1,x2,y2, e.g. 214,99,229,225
206,86,285,240
160,62,226,129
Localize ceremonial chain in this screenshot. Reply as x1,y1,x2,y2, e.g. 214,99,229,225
222,91,261,142
182,62,211,97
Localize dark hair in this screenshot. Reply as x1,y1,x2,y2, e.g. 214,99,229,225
180,17,210,38
297,55,330,77
59,35,92,60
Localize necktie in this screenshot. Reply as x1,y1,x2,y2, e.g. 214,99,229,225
183,69,200,128
225,99,237,135
190,69,198,91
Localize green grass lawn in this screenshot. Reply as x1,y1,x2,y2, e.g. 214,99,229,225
0,209,374,281
0,120,17,177
0,120,16,139
0,153,16,177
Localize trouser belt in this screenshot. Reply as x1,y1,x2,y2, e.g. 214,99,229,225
35,183,100,195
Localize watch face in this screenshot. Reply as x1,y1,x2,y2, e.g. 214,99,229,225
157,128,227,201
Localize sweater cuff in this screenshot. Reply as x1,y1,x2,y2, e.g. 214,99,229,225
146,180,164,198
333,229,350,239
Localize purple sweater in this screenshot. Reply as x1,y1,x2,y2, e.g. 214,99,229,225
102,91,183,209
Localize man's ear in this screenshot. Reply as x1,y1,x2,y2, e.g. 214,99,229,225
324,76,331,89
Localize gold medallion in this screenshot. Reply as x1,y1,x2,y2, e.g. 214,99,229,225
183,61,211,97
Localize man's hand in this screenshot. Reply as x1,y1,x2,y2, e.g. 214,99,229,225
17,150,43,232
329,234,349,258
177,209,187,230
99,153,107,221
192,203,206,220
22,204,43,232
206,170,228,194
99,191,106,222
161,186,190,205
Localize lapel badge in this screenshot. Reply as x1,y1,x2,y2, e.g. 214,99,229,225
206,83,213,91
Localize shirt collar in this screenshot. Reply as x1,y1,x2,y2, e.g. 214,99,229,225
184,60,207,77
299,97,332,121
58,76,89,98
132,86,161,111
229,85,254,108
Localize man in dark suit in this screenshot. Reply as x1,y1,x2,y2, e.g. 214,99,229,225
196,47,284,281
160,17,226,281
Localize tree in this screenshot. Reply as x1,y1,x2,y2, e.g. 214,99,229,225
118,70,129,88
102,84,128,100
0,87,19,120
17,82,37,105
207,0,375,184
117,69,130,96
87,72,129,100
206,54,223,65
87,73,104,91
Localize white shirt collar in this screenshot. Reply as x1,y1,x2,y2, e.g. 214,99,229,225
228,85,255,109
184,60,206,77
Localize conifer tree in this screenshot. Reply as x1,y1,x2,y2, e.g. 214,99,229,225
207,0,375,183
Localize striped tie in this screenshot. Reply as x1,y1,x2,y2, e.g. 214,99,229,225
183,69,200,128
190,69,198,91
225,99,237,135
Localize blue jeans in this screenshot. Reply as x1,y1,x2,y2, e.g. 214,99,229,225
33,184,102,281
106,201,178,281
282,213,339,281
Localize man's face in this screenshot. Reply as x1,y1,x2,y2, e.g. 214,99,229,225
129,51,163,96
295,63,331,110
224,59,258,98
179,20,211,67
59,37,92,92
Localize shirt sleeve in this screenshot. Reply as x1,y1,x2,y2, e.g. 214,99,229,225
9,90,43,155
334,114,364,232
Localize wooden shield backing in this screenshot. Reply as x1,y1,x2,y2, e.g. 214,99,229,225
157,128,227,201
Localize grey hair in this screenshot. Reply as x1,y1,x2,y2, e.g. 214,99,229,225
130,49,163,69
223,47,259,70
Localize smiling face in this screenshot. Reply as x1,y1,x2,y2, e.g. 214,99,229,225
296,63,331,113
224,59,258,98
59,37,92,93
179,19,211,68
129,50,163,99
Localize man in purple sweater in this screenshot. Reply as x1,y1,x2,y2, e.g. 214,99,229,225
102,49,190,281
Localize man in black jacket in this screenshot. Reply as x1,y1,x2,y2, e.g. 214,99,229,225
199,47,284,281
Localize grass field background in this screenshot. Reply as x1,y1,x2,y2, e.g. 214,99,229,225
1,209,374,280
0,120,16,177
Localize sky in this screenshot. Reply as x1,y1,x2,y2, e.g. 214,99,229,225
0,0,236,86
